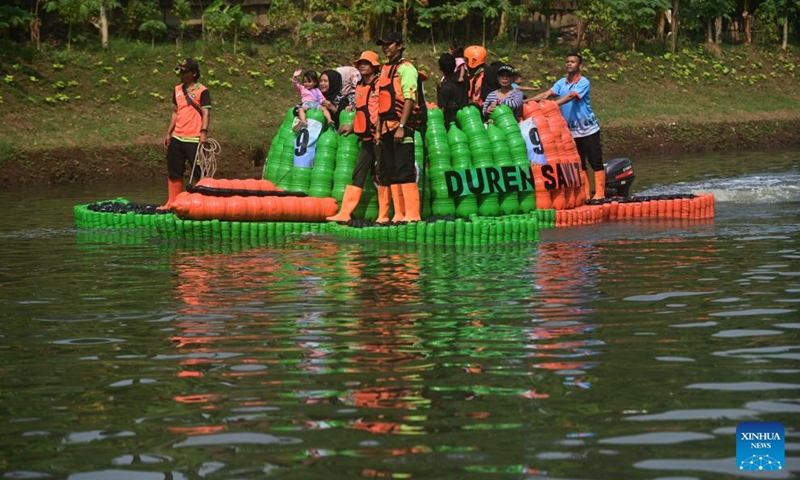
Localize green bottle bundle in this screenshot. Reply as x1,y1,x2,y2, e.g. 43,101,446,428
490,104,537,213
332,133,359,202
308,129,338,197
264,109,295,182
414,130,431,219
447,124,478,218
456,106,500,216
486,123,519,215
425,108,455,217
263,105,544,222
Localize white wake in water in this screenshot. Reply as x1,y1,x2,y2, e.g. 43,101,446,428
638,172,800,204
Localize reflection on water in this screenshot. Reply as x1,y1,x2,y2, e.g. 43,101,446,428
0,149,799,479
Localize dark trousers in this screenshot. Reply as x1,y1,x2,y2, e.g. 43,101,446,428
379,128,416,184
574,131,603,172
351,141,388,188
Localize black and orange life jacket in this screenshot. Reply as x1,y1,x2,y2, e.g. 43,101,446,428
352,76,378,140
378,58,426,129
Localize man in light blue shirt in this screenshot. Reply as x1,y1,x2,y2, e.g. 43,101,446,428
531,53,605,200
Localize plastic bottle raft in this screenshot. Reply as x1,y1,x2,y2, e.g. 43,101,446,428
73,102,715,245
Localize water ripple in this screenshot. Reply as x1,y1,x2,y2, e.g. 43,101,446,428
173,432,302,447
709,308,795,317
624,292,717,302
686,381,800,391
625,409,757,421
62,430,136,445
635,457,795,479
599,432,714,445
713,329,784,337
51,338,125,346
67,471,187,480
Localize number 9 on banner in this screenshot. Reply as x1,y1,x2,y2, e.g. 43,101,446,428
294,118,323,168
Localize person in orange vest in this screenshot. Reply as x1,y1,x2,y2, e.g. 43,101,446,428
326,51,392,223
376,32,424,222
160,58,211,209
464,45,487,108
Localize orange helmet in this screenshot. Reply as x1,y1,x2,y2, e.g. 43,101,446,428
464,45,487,69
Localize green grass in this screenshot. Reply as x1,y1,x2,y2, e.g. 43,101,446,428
1,39,799,155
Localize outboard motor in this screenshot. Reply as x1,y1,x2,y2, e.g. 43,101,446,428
604,157,635,197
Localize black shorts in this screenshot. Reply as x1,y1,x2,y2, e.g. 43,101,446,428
573,131,603,172
379,128,416,184
166,137,202,181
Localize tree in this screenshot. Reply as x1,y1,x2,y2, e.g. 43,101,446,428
171,0,191,45
687,0,736,43
535,0,557,49
575,0,619,48
123,0,159,40
671,0,680,53
757,0,800,49
227,4,255,55
0,5,33,39
31,0,43,50
91,0,119,48
139,19,166,47
43,0,118,49
613,0,671,50
44,0,95,50
203,0,233,43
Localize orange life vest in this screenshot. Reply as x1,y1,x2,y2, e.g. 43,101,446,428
378,58,424,128
352,76,379,140
174,83,208,138
468,68,484,107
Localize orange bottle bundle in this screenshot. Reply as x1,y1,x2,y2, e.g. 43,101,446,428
641,201,651,217
532,164,553,210
171,191,338,222
602,202,612,220
665,199,674,218
196,177,281,192
609,201,619,220
681,197,691,218
546,104,582,209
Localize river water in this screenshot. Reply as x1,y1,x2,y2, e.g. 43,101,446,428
1,149,799,480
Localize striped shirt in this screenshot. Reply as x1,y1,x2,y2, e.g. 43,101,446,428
483,88,524,120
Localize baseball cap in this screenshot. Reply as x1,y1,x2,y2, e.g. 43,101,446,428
354,51,381,67
175,58,200,74
376,32,404,46
497,64,515,76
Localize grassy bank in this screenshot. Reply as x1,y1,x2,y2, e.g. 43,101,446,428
1,40,799,185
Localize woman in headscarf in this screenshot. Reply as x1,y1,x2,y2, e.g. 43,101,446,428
319,69,355,130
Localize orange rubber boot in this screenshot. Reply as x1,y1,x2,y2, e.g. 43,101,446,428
582,170,591,200
159,177,183,210
400,183,421,222
375,186,391,223
326,185,363,223
593,170,606,200
390,184,405,222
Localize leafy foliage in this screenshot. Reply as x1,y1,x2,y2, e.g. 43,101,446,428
10,0,800,52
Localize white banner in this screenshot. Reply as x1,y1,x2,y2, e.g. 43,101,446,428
293,118,323,168
519,117,547,165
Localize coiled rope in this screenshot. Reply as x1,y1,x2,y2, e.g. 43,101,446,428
189,138,221,185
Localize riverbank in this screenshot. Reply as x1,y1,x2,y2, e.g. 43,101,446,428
1,41,798,186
